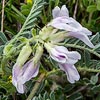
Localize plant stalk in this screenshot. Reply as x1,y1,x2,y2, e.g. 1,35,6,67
1,0,5,32
26,73,45,100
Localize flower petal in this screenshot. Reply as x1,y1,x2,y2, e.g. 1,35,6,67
68,32,95,48
65,51,81,60
67,18,82,30
17,82,25,94
81,27,92,35
60,5,69,17
12,63,21,88
49,17,80,32
50,48,68,63
19,61,39,84
19,59,32,76
52,6,60,18
55,45,68,53
54,46,81,64
59,63,80,83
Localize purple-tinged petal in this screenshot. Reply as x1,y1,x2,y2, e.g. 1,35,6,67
81,27,92,35
12,63,22,88
19,59,32,76
44,43,81,64
48,17,81,32
50,48,68,63
49,22,72,31
54,46,81,64
67,18,82,30
65,58,78,65
65,51,81,60
19,61,39,84
60,5,69,17
55,45,68,53
52,6,60,18
17,82,25,94
59,63,80,83
68,32,95,48
52,5,69,18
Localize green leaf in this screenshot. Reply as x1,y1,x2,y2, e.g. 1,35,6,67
87,5,97,12
82,0,89,7
0,45,4,55
50,91,55,100
38,94,43,100
96,0,100,10
19,0,46,34
0,32,8,44
91,84,100,93
90,75,98,85
0,81,15,94
68,92,83,100
43,91,49,100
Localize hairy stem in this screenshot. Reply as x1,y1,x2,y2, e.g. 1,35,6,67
78,67,100,73
26,73,45,100
46,67,100,77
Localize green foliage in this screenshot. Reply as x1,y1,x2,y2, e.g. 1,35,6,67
0,32,8,44
32,91,55,100
0,0,100,100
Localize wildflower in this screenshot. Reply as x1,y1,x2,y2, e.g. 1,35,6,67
48,5,94,48
16,59,40,93
44,43,81,83
12,45,43,93
12,43,32,93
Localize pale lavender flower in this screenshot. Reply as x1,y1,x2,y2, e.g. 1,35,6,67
16,59,40,93
44,43,81,83
12,61,39,93
12,43,32,93
48,5,94,48
12,45,43,93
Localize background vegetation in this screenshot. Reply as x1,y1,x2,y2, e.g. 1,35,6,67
0,0,100,100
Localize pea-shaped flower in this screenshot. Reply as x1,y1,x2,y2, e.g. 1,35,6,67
44,43,81,83
12,43,32,93
48,5,94,48
12,45,43,94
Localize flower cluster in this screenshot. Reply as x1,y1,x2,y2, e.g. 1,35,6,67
12,45,43,93
12,5,94,93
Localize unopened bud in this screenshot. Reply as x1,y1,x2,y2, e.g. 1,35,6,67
34,45,43,63
39,26,55,40
17,43,32,66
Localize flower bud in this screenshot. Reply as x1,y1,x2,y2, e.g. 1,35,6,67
49,31,66,43
34,45,43,63
16,43,32,66
39,26,57,41
3,44,13,55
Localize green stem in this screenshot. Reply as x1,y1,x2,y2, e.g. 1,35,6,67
46,67,100,77
78,67,100,73
46,69,60,77
26,73,45,100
